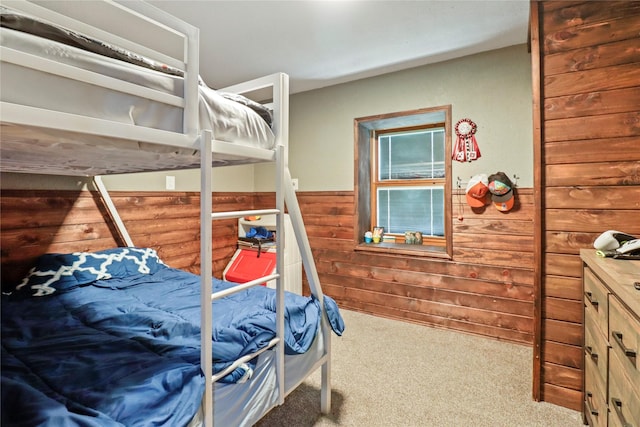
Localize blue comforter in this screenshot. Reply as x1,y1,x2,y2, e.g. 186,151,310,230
1,251,344,427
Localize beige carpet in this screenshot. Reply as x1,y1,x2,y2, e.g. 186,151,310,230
257,309,582,427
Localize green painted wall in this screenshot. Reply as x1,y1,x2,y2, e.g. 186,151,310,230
2,44,531,192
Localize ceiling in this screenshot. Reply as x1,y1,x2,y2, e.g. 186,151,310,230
148,1,531,94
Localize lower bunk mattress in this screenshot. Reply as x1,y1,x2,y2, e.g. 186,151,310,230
190,330,327,427
1,247,344,426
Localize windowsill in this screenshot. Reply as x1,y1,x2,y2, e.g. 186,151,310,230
354,242,451,259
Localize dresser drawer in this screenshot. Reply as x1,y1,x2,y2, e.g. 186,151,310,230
609,347,640,427
585,314,608,388
584,360,608,427
609,295,640,390
581,250,640,427
584,267,609,337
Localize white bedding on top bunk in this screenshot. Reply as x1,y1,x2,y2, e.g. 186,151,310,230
0,27,275,149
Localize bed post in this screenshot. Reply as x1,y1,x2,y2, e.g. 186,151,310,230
275,144,286,407
274,71,332,414
200,130,213,427
273,72,289,408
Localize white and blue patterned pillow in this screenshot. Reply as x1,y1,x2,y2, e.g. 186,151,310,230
15,247,167,297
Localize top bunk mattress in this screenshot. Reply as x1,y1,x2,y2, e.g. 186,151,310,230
0,5,278,175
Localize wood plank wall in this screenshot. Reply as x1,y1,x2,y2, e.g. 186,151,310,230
532,0,640,411
0,190,252,288
259,189,537,344
2,187,538,348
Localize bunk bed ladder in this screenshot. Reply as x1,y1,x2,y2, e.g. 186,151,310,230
200,140,287,427
282,166,333,414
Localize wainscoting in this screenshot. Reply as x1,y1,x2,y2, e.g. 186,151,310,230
272,189,536,345
2,188,536,347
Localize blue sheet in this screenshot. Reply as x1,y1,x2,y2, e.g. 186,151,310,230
1,250,344,427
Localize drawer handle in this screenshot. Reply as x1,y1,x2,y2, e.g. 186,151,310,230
612,331,637,364
584,346,598,363
611,398,632,427
585,392,599,416
584,291,599,308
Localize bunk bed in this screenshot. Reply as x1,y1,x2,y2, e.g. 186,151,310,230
0,1,343,426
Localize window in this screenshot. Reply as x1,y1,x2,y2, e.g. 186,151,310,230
355,106,452,257
374,126,445,238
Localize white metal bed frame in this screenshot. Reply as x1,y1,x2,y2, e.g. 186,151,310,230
0,1,332,426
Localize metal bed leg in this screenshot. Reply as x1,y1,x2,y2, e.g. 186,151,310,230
321,344,332,414
200,130,213,427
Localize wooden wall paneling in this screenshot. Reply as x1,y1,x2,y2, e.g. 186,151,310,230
542,1,640,25
544,64,640,98
531,0,548,389
544,232,599,255
544,136,640,164
544,38,640,75
543,297,582,324
3,185,540,396
544,253,583,278
110,192,218,275
452,248,534,268
545,87,640,121
545,112,640,143
0,190,119,286
544,186,640,209
542,383,582,412
542,362,582,396
546,208,640,232
544,341,583,370
545,162,640,186
291,189,537,345
338,293,533,343
542,4,640,54
0,190,256,284
316,259,534,303
452,233,533,252
453,218,534,236
533,0,640,411
312,238,535,285
544,275,582,300
544,319,582,347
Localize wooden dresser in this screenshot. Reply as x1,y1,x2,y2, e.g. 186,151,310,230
581,249,640,427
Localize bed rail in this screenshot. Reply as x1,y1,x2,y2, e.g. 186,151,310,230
211,274,280,301
211,338,281,383
1,1,286,174
1,0,200,138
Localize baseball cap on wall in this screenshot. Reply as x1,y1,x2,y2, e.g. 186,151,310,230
492,189,515,211
465,174,489,208
488,172,515,212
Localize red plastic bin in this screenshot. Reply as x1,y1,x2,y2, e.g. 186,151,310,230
224,249,276,285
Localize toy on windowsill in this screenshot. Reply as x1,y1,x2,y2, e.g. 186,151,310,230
404,231,423,245
382,235,396,244
372,227,384,243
